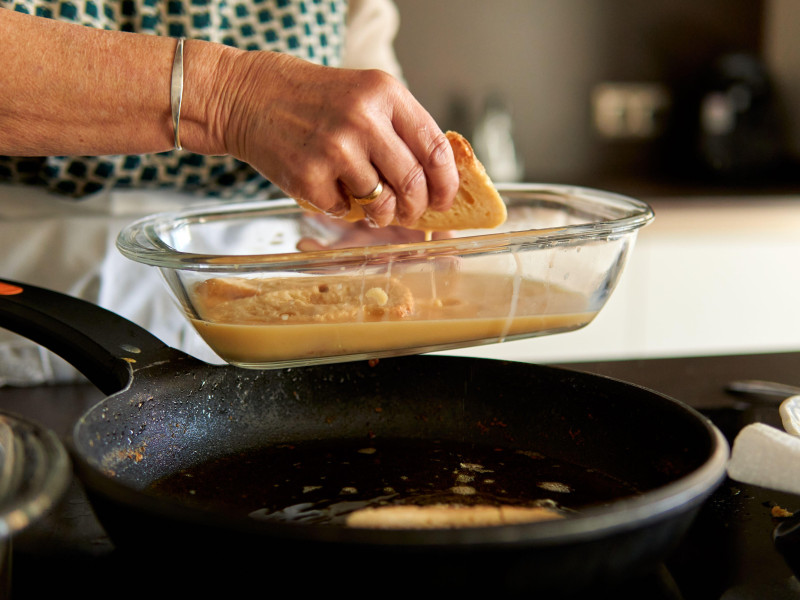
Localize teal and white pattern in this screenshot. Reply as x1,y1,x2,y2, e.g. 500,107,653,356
1,0,348,198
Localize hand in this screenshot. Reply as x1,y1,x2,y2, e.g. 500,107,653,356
220,51,460,228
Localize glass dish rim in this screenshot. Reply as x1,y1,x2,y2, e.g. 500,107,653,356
116,183,654,272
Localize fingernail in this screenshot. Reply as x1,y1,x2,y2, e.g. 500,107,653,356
325,204,349,218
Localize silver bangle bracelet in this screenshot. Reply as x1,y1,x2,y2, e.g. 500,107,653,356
170,37,186,151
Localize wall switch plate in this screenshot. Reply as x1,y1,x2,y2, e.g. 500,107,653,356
592,82,671,139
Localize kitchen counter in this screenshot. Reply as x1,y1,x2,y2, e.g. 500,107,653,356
4,351,800,599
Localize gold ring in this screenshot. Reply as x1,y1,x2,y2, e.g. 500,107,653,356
352,180,383,205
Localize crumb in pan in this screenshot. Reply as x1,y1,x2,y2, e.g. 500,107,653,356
771,505,795,518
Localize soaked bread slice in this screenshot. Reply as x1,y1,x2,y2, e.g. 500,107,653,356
296,131,507,231
193,276,414,325
408,131,508,231
345,504,563,529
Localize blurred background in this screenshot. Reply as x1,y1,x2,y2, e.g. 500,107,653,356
391,0,800,364
393,0,800,196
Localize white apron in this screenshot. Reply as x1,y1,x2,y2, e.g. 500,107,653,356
0,185,226,386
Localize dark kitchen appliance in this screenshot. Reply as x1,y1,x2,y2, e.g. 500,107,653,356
683,53,790,181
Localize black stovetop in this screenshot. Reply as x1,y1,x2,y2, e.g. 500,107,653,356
4,352,800,599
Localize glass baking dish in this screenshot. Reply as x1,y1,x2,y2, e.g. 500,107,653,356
116,184,653,369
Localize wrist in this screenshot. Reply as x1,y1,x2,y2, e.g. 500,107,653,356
178,39,245,156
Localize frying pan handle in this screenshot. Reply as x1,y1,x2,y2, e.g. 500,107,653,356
0,278,185,395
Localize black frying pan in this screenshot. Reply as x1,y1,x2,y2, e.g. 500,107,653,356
0,278,727,596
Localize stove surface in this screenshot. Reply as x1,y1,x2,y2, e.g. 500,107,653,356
3,352,800,598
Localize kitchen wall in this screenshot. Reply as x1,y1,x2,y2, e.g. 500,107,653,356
764,0,800,160
392,0,797,190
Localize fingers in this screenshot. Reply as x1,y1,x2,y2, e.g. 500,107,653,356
337,163,397,228
299,122,458,229
388,99,460,219
367,104,458,227
339,127,458,228
350,179,384,206
364,134,428,227
325,72,458,228
293,162,351,218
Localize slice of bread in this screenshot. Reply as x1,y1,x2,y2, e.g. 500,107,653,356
345,504,563,529
295,131,507,231
193,275,415,324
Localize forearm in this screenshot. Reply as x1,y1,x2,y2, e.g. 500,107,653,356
0,8,234,157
